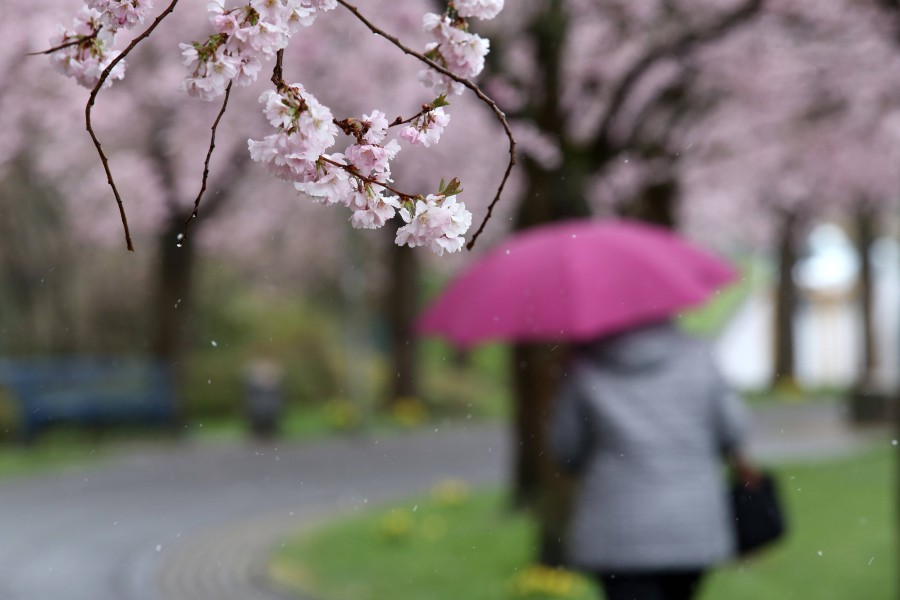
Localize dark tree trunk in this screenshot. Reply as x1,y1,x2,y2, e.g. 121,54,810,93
511,156,591,506
855,205,877,387
511,344,556,508
144,140,244,421
511,343,573,566
152,214,196,419
619,177,680,229
773,210,799,387
849,205,891,424
385,231,420,405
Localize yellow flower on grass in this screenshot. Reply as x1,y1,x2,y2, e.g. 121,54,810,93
509,564,585,598
390,397,428,427
377,508,414,542
430,479,471,506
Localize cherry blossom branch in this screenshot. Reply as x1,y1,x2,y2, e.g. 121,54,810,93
28,33,98,56
85,0,181,252
389,103,436,127
183,81,233,239
319,155,411,199
334,0,516,250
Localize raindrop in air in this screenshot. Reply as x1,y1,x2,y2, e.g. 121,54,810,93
211,340,218,347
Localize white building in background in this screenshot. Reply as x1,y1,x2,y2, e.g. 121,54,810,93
714,223,899,392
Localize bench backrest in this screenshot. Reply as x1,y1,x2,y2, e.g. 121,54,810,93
0,358,176,438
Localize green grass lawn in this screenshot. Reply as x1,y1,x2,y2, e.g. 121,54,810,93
270,448,898,600
0,441,107,480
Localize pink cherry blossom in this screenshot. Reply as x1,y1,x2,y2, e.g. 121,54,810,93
345,139,400,178
350,190,401,229
400,107,450,148
453,0,504,20
420,13,490,95
180,42,241,100
361,110,389,145
49,8,126,89
395,194,472,255
86,0,153,30
249,83,339,180
294,155,355,205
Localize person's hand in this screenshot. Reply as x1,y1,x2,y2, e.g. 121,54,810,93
731,453,763,489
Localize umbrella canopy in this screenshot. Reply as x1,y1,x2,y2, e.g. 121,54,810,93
417,219,737,348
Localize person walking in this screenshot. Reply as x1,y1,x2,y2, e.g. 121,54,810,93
549,319,758,600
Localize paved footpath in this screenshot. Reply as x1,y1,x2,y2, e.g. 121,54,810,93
0,404,891,600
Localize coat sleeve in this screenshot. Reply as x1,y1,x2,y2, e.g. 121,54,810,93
711,367,751,456
548,375,594,474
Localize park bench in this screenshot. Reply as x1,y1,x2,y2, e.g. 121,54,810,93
0,358,177,442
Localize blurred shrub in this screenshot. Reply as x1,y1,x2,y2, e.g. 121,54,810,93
419,341,511,420
324,398,362,431
184,287,356,419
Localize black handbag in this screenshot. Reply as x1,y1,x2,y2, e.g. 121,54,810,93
731,472,786,555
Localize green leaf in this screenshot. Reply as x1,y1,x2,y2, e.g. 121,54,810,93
432,94,450,109
438,177,463,197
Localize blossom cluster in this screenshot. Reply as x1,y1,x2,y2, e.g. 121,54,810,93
396,193,473,255
238,1,506,254
420,0,503,95
49,0,153,88
180,0,337,100
247,83,471,254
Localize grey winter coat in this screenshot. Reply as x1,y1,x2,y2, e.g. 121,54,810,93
549,321,750,572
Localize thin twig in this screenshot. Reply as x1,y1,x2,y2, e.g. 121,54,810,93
319,155,411,199
85,0,181,252
271,49,286,90
183,81,233,238
389,104,432,128
334,0,516,250
28,33,98,56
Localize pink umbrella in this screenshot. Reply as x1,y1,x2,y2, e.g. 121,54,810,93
417,219,737,348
